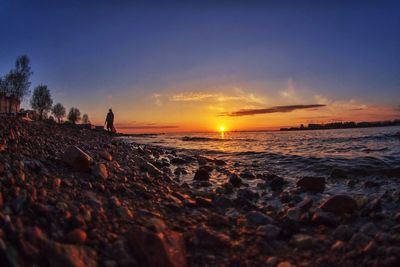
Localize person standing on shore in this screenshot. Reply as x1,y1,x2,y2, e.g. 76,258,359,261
105,108,114,134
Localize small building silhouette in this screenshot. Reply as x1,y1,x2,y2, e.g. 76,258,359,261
0,93,21,113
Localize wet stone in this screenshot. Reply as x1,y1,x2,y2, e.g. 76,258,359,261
320,195,358,216
193,168,210,181
296,176,325,193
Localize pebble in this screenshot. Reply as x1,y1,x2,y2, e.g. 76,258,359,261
245,211,273,225
66,229,87,244
256,224,280,239
194,168,210,181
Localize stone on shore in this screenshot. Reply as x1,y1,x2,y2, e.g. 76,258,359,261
66,229,87,244
99,150,112,161
296,177,325,192
42,240,97,267
127,225,187,267
62,146,92,172
256,224,280,239
228,173,242,187
194,168,210,181
246,211,273,225
93,163,109,179
320,195,358,215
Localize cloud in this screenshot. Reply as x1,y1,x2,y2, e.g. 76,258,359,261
171,92,215,102
168,88,265,105
152,93,163,106
220,104,327,117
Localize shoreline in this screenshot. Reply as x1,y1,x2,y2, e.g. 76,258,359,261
0,117,399,266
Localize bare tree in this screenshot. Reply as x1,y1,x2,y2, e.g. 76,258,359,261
68,107,81,125
30,84,53,120
82,113,90,124
52,103,66,123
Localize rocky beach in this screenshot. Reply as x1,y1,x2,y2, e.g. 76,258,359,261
0,117,400,267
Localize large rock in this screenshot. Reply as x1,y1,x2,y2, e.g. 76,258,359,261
296,177,325,193
62,146,92,172
128,225,187,267
320,195,358,215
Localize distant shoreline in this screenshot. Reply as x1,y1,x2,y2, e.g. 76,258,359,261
280,120,400,132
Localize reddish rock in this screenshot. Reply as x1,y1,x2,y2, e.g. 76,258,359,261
195,228,231,248
128,225,187,267
66,229,87,244
62,146,92,172
53,178,62,188
93,163,109,179
42,240,97,267
99,150,112,161
320,195,358,215
296,177,325,192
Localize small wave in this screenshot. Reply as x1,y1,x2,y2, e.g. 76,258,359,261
323,133,400,143
181,136,227,142
181,136,256,142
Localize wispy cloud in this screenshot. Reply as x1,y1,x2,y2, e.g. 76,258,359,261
220,104,327,117
167,87,265,105
171,92,215,102
152,93,163,106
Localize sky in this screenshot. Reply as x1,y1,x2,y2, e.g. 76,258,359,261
0,0,399,132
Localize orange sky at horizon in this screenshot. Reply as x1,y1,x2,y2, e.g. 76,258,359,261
83,84,399,134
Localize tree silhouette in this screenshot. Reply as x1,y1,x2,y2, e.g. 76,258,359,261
0,55,32,112
30,84,53,120
52,103,66,123
68,107,81,124
82,113,90,124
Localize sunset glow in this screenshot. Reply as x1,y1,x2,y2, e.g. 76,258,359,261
1,1,398,134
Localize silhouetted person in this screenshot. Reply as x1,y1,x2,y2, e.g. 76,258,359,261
105,109,114,134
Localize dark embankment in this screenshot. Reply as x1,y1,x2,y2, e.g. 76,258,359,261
0,117,399,267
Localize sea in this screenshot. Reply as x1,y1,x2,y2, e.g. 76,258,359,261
124,126,400,195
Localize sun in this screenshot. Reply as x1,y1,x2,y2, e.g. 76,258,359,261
219,126,226,132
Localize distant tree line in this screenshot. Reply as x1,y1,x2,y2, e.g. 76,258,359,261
0,55,91,125
280,120,400,131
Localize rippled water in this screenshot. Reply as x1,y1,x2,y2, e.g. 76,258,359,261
126,126,400,179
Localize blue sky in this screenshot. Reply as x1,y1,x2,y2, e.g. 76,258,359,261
0,0,399,131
